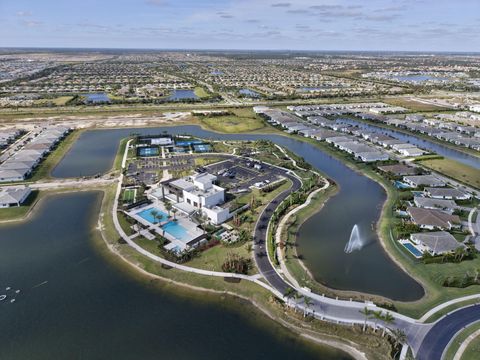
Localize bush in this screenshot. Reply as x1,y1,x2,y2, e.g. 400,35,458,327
221,253,251,274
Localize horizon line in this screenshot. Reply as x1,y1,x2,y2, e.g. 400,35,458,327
0,46,479,54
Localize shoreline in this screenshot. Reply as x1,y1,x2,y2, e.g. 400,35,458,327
93,188,368,360
284,134,427,303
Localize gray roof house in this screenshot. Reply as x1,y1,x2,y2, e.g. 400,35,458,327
403,175,446,188
413,197,457,213
410,231,465,255
424,187,472,200
0,186,32,207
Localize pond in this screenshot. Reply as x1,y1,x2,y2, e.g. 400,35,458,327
83,92,111,104
51,126,424,300
239,89,260,98
167,89,198,101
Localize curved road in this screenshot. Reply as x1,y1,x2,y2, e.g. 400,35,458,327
417,305,480,360
115,138,479,358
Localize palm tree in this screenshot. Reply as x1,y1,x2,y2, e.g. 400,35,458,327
359,307,373,332
381,312,395,337
391,328,407,347
391,329,407,358
164,201,172,217
150,209,159,224
303,296,313,318
293,292,301,313
172,208,178,221
283,287,295,301
372,310,384,332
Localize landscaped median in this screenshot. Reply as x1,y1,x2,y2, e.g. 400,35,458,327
442,320,480,360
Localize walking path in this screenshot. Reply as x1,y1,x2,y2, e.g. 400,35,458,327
452,328,480,360
112,140,284,297
467,207,478,236
111,139,480,360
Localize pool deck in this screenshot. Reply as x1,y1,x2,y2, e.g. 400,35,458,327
127,202,205,252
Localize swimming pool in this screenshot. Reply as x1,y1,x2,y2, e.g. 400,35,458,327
394,181,412,189
163,221,189,241
137,207,169,224
137,207,190,241
402,242,423,258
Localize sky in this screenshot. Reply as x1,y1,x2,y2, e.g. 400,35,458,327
0,0,479,52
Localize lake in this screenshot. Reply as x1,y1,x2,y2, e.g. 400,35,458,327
52,125,424,300
0,192,350,360
167,89,198,101
83,92,111,104
239,89,260,98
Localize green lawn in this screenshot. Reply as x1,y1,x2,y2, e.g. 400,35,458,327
34,96,74,106
28,130,83,181
443,322,480,360
418,158,480,189
384,97,450,112
194,87,210,99
188,241,255,274
461,332,480,360
198,108,267,133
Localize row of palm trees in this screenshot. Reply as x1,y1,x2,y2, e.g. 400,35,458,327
283,287,314,318
359,307,396,337
150,202,178,225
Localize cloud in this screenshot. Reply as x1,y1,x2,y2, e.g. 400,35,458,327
217,12,234,19
145,0,168,6
271,2,291,7
21,20,43,27
309,5,342,11
287,9,310,14
16,11,32,17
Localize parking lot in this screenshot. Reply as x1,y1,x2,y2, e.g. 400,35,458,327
205,158,284,192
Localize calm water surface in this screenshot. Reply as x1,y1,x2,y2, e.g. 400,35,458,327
337,118,480,169
0,192,350,360
168,89,198,101
52,126,424,300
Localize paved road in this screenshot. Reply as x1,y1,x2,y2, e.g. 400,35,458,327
251,164,434,353
253,170,303,294
417,304,480,360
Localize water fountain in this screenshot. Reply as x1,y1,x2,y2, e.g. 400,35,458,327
344,224,364,253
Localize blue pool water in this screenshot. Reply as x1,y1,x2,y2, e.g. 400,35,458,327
394,181,411,189
163,221,189,241
138,208,169,224
403,242,423,258
137,208,190,241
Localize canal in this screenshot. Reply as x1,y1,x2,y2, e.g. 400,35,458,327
337,118,480,169
52,126,424,300
0,192,350,360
